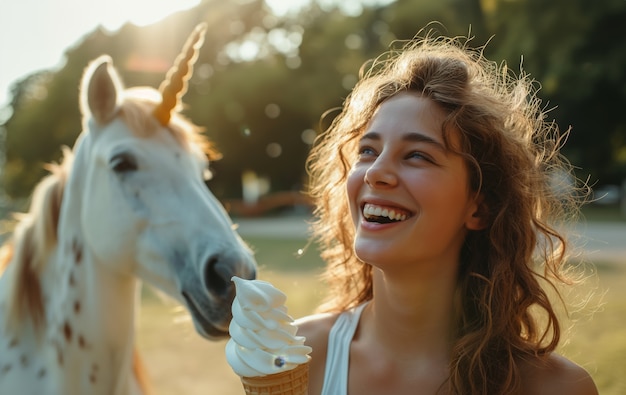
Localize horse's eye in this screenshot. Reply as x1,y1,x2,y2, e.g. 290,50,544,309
110,152,138,173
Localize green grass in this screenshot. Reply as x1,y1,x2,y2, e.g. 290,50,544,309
137,237,625,395
243,236,325,273
557,261,626,395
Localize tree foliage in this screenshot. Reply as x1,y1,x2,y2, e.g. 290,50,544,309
2,0,625,201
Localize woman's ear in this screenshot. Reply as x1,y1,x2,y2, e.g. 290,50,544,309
466,194,488,231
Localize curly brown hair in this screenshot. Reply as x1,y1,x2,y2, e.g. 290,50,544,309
305,32,587,394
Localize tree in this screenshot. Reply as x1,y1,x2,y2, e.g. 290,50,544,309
486,0,626,185
2,0,625,202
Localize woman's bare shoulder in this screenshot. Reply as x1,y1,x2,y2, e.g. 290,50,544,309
519,353,598,395
295,312,340,395
295,312,339,350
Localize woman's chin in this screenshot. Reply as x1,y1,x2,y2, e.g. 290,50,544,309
354,240,391,265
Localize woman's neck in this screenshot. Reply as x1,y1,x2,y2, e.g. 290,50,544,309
361,267,459,359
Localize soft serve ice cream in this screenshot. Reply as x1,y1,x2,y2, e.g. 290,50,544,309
225,276,312,378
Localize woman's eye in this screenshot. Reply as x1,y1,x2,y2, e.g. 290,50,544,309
358,146,376,156
407,151,429,160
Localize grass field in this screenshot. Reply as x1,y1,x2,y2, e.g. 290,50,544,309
137,235,626,395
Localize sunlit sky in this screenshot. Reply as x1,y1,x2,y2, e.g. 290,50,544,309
0,0,315,110
0,0,390,112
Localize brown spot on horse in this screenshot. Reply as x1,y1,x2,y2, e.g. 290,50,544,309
63,321,73,343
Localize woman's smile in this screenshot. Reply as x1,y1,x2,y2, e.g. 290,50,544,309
362,203,412,223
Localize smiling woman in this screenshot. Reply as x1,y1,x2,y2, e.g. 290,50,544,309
297,30,598,395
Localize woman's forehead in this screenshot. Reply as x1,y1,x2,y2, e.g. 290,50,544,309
363,93,452,144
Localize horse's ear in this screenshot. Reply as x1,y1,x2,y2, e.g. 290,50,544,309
80,55,123,125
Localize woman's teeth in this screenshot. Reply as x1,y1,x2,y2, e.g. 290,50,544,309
363,203,409,223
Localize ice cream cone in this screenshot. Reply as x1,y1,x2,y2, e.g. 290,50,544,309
240,361,309,395
227,277,312,394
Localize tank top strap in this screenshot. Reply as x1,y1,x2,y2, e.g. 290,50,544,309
320,302,368,395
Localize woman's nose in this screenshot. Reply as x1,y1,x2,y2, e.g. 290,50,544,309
364,157,398,188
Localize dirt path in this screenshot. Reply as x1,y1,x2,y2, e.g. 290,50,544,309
235,215,625,264
571,222,626,264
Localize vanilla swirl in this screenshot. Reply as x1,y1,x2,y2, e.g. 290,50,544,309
225,277,311,377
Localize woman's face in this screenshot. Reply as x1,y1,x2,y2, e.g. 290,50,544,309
347,92,483,273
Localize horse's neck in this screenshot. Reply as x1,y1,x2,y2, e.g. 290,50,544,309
44,244,140,395
41,231,140,395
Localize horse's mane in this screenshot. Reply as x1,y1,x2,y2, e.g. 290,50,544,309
1,148,71,332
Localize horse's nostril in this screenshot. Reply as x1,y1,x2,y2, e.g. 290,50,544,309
204,256,233,298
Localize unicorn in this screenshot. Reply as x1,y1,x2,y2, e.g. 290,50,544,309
0,24,256,395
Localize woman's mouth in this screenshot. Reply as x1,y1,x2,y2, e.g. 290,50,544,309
362,203,413,224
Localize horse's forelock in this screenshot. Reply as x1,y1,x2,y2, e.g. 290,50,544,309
119,89,221,160
2,150,71,333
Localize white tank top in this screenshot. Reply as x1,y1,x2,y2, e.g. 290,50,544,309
320,303,368,395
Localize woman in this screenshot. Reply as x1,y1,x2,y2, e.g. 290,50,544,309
297,32,598,395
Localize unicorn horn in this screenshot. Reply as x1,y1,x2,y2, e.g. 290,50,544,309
153,23,208,126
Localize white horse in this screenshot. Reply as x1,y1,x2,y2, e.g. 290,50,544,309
0,24,256,395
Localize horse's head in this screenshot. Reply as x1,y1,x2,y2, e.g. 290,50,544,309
69,24,256,339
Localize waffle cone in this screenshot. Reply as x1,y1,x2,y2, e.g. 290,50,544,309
240,362,309,395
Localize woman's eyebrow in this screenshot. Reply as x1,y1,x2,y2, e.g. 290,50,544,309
360,131,446,152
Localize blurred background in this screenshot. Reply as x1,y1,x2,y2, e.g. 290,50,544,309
1,0,626,212
1,0,625,394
